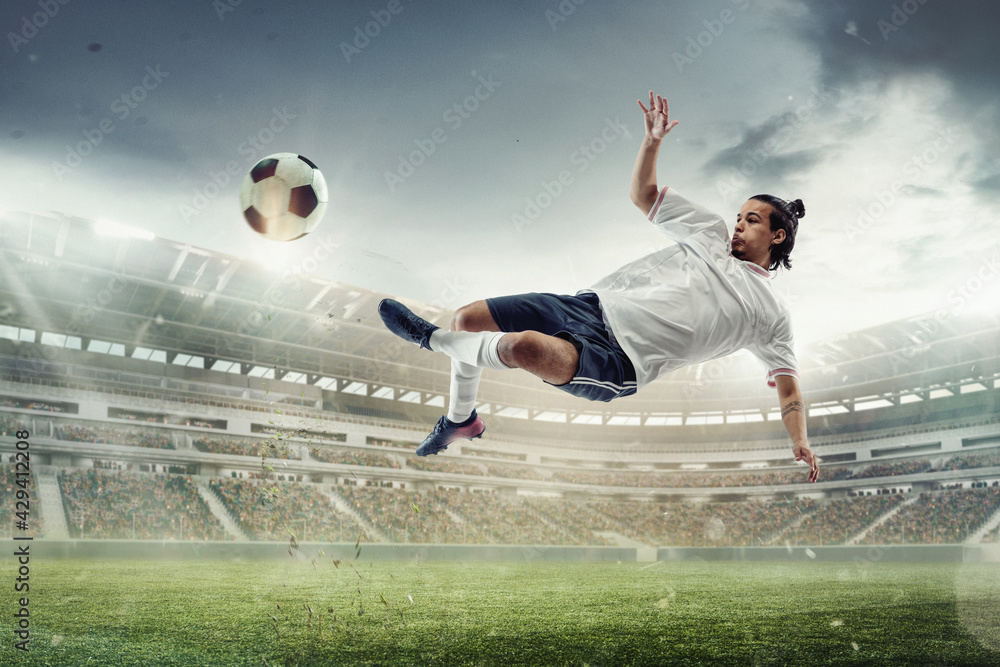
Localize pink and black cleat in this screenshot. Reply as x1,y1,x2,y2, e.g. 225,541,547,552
416,411,485,456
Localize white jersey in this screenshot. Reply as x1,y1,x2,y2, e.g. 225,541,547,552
582,187,799,390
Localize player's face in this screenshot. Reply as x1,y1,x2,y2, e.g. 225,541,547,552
732,200,783,269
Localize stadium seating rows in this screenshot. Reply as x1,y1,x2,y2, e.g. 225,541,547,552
59,469,227,540
54,422,174,449
1,465,42,538
308,447,399,468
209,478,361,542
936,448,1000,471
14,466,1000,546
193,437,300,460
861,488,1000,545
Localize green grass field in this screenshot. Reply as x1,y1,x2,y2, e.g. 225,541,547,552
3,557,999,666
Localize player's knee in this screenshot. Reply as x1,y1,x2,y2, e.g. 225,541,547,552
451,301,494,332
503,332,544,367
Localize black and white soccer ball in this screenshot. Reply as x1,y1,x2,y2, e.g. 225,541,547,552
239,153,328,241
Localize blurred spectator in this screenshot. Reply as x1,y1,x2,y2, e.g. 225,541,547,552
210,478,359,541
59,469,227,540
1,465,43,538
193,436,300,460
862,488,1000,545
55,422,174,449
854,459,931,479
309,448,399,468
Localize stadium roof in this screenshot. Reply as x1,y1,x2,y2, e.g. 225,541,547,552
1,211,998,422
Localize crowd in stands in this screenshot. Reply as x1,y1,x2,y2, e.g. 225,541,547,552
338,485,465,544
587,498,816,547
1,414,25,436
1,465,42,538
550,467,853,488
59,469,227,540
484,464,550,481
55,422,174,449
193,437,301,460
309,447,399,468
465,449,525,462
937,449,1000,472
983,523,1000,544
0,396,65,412
854,459,931,479
254,424,347,443
209,478,359,542
367,437,419,450
862,488,1000,545
406,457,485,476
782,494,905,546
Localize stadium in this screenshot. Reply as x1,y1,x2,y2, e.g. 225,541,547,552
4,1,1000,663
3,213,1000,665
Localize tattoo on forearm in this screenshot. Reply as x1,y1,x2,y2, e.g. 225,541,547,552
781,401,804,418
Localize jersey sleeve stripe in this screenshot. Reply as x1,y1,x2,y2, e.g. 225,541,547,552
766,368,799,387
646,186,669,222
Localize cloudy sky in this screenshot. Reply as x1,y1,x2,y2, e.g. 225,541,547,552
2,0,999,347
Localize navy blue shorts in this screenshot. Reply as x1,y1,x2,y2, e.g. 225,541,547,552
485,291,637,402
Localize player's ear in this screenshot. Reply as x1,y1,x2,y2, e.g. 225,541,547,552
772,228,786,245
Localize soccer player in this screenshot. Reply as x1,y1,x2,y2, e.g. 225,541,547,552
379,91,819,483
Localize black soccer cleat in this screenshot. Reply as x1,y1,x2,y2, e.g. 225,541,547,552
416,411,486,456
377,298,440,351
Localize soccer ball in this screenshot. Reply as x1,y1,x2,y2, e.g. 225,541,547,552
239,153,328,241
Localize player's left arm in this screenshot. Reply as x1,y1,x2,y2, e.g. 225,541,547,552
775,374,819,482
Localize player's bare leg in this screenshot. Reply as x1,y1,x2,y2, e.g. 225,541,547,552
378,298,580,454
451,300,579,385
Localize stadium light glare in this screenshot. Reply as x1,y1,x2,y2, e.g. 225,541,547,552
93,218,155,241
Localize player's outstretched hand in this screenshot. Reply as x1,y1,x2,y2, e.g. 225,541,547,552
794,441,820,483
637,91,679,141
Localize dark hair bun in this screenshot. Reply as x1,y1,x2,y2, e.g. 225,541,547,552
787,199,805,220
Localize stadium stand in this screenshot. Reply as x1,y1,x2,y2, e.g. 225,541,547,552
193,436,301,460
339,485,467,544
406,457,486,476
551,467,854,488
854,459,932,479
781,494,906,546
54,421,174,449
209,478,360,542
59,469,227,540
1,465,41,538
937,448,1000,471
0,413,26,436
861,488,1000,545
309,447,399,468
585,498,817,547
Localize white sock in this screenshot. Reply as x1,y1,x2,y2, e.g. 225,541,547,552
428,330,509,371
447,359,481,423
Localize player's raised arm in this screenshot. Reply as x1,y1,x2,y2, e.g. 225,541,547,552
630,91,679,214
775,374,819,483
